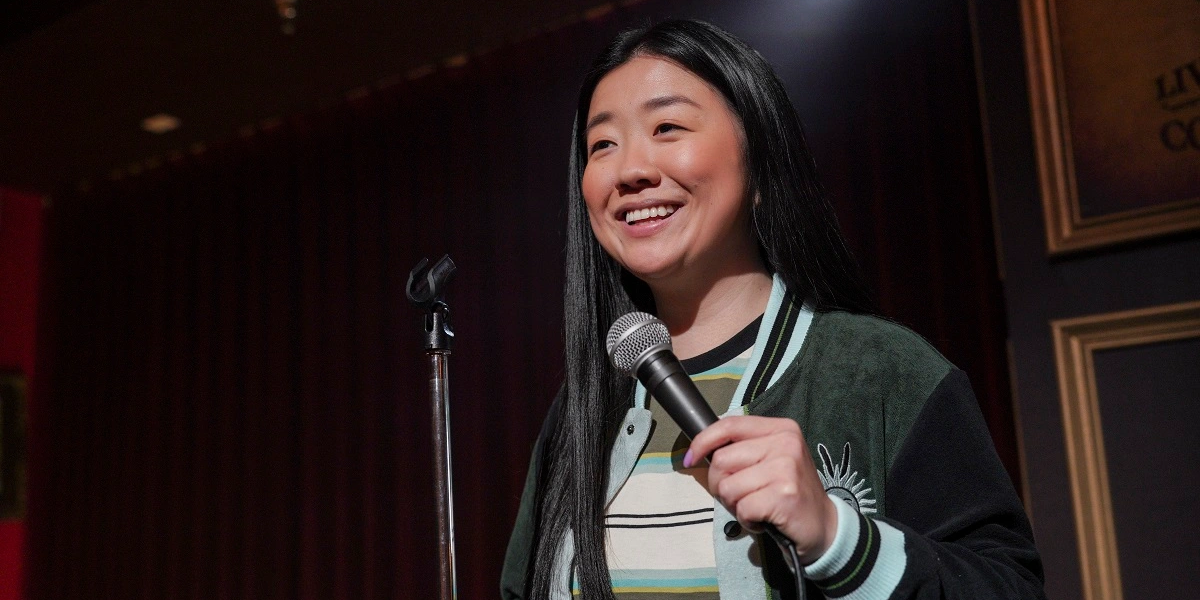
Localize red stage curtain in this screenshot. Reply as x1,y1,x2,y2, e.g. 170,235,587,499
26,0,1015,598
0,187,45,600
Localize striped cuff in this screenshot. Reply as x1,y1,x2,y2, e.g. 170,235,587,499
805,495,907,599
805,494,859,576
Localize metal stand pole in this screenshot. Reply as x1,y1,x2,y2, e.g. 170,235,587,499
427,309,457,600
408,256,458,600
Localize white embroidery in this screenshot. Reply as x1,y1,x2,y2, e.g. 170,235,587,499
817,442,877,515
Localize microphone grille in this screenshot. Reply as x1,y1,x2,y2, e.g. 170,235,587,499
606,312,672,376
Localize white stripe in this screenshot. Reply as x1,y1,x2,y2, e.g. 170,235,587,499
608,472,712,514
806,495,862,579
606,520,717,571
842,520,907,600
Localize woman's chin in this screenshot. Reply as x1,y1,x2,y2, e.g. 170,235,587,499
619,260,687,288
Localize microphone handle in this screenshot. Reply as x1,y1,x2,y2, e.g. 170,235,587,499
637,350,717,439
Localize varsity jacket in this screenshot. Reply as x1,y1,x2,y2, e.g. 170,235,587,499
501,277,1045,599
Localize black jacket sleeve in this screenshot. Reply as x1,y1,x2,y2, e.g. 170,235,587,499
883,369,1045,598
801,369,1044,599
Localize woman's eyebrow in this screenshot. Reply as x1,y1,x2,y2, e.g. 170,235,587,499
585,111,613,137
643,94,700,112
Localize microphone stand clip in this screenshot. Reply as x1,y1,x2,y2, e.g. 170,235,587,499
407,254,458,600
407,255,456,352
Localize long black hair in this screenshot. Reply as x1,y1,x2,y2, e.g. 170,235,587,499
526,19,873,600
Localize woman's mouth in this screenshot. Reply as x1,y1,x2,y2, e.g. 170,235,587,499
623,204,677,225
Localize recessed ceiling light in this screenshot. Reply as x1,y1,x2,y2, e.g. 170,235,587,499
141,113,181,134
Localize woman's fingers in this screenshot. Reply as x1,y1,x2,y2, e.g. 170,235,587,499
686,415,800,466
706,429,805,478
729,478,838,561
688,415,838,562
713,454,803,507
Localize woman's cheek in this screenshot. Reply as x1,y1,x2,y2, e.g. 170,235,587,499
581,168,610,214
663,145,701,183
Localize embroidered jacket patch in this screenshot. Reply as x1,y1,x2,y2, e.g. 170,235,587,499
817,442,877,515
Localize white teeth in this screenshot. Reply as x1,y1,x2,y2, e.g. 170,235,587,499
624,205,677,224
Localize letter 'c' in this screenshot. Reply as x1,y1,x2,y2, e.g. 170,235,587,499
1161,117,1200,151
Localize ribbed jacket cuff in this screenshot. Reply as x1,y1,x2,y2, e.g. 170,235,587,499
805,495,906,599
805,494,858,576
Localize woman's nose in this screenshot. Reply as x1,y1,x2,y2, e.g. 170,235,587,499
616,144,660,192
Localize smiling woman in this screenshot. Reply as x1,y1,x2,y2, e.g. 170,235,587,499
581,55,769,358
501,18,1045,600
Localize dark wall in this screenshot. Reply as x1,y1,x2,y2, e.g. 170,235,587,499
972,2,1200,599
26,0,1011,598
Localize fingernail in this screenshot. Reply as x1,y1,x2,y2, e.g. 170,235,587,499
683,449,694,468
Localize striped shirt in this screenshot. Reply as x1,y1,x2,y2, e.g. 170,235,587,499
597,317,761,599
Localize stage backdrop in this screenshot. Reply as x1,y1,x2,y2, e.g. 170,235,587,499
0,188,43,600
25,0,1013,598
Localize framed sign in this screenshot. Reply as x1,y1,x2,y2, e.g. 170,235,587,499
0,371,27,519
1022,0,1200,254
1051,301,1200,600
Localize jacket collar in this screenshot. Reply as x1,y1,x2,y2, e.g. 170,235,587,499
633,274,815,413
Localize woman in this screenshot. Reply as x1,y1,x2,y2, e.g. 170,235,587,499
501,19,1044,600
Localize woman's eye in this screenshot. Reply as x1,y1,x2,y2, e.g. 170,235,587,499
655,123,682,135
589,140,614,154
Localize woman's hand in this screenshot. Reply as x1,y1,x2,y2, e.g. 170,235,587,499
685,415,838,564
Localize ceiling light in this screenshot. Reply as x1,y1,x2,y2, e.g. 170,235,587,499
276,0,298,35
141,113,181,134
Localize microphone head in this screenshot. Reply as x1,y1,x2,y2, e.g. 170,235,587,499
606,312,672,377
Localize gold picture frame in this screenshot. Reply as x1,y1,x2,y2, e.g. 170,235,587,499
1051,300,1200,600
0,371,28,520
1021,0,1200,255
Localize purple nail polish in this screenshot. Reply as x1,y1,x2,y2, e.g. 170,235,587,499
683,449,694,468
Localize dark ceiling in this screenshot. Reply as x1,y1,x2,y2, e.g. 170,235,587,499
0,0,600,194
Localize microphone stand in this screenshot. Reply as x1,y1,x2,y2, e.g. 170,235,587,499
407,255,458,600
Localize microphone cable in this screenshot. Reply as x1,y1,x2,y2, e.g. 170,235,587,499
764,525,806,600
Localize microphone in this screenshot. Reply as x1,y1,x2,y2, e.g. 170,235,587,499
606,311,716,440
606,311,808,591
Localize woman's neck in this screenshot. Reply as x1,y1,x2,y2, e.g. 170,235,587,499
650,268,773,360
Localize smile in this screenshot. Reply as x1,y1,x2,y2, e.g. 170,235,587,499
623,204,677,225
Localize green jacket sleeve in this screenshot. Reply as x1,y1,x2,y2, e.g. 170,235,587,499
500,389,563,600
500,441,542,600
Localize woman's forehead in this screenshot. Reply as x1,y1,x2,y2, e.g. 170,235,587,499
587,56,723,119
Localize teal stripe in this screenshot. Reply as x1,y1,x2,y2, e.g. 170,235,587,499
692,362,750,378
610,577,719,588
628,463,693,475
635,455,679,465
610,567,716,580
690,371,743,380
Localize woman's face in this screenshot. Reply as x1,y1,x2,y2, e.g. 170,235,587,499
582,55,757,287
